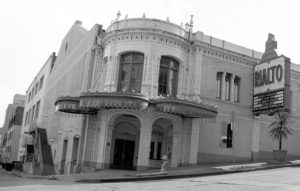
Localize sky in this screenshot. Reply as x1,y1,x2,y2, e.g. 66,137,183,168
0,0,299,126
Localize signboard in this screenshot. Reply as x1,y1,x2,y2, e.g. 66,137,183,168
253,56,290,116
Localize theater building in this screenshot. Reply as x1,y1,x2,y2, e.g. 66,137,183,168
40,14,300,174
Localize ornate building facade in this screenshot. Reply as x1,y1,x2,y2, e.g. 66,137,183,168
31,15,300,174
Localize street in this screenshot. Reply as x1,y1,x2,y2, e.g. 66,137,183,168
1,166,300,191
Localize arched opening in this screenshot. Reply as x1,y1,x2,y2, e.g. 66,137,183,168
60,138,68,174
70,136,79,173
150,118,173,168
110,114,140,170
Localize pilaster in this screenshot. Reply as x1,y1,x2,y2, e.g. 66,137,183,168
96,111,109,169
192,51,203,96
251,117,260,161
137,112,152,170
171,120,182,167
189,118,201,164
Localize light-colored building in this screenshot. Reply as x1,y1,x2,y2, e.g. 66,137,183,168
40,14,300,175
1,94,25,163
0,127,3,162
18,52,56,175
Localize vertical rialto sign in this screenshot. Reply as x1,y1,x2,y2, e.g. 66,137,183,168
253,56,291,115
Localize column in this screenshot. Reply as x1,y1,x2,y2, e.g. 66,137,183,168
137,114,152,171
230,74,235,102
75,116,88,173
96,111,109,169
251,117,260,161
189,118,200,164
79,116,89,169
171,120,182,167
221,72,226,100
180,119,191,165
193,51,203,96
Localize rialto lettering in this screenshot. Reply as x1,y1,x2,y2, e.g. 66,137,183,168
254,64,283,87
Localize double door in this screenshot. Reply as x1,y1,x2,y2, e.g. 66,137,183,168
112,139,135,170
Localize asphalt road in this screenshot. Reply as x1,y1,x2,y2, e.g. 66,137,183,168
1,166,300,190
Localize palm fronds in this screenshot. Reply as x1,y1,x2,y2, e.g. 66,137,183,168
269,111,293,150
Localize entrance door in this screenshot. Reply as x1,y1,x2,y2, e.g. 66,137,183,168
112,139,135,170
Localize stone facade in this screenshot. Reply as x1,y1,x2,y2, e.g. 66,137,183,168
31,16,300,174
18,52,56,174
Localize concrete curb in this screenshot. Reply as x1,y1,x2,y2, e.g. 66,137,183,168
11,171,56,180
76,163,300,183
5,162,299,183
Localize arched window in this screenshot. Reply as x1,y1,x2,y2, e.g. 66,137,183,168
118,52,144,93
158,56,179,97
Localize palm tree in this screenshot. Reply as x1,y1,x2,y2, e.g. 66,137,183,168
269,111,293,150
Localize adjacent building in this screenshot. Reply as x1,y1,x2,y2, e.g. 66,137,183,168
18,52,56,175
1,94,25,163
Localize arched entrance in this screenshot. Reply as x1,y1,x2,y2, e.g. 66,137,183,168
149,118,174,168
110,115,140,170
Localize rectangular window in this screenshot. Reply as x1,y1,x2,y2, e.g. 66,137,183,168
216,72,222,99
32,88,35,99
25,112,28,125
119,53,144,93
28,93,31,103
158,57,179,97
35,101,40,119
31,105,35,122
234,77,240,103
39,76,44,90
28,109,31,124
158,67,168,95
225,74,231,100
35,83,39,95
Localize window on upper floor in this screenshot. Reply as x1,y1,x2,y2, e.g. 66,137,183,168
234,76,240,103
31,105,35,123
225,74,231,101
39,76,44,90
216,72,222,99
158,56,179,97
35,83,39,95
25,111,28,125
31,88,35,99
28,93,31,103
118,52,144,93
35,101,40,119
27,109,31,124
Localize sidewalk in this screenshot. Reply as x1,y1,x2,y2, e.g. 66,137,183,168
9,160,300,183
